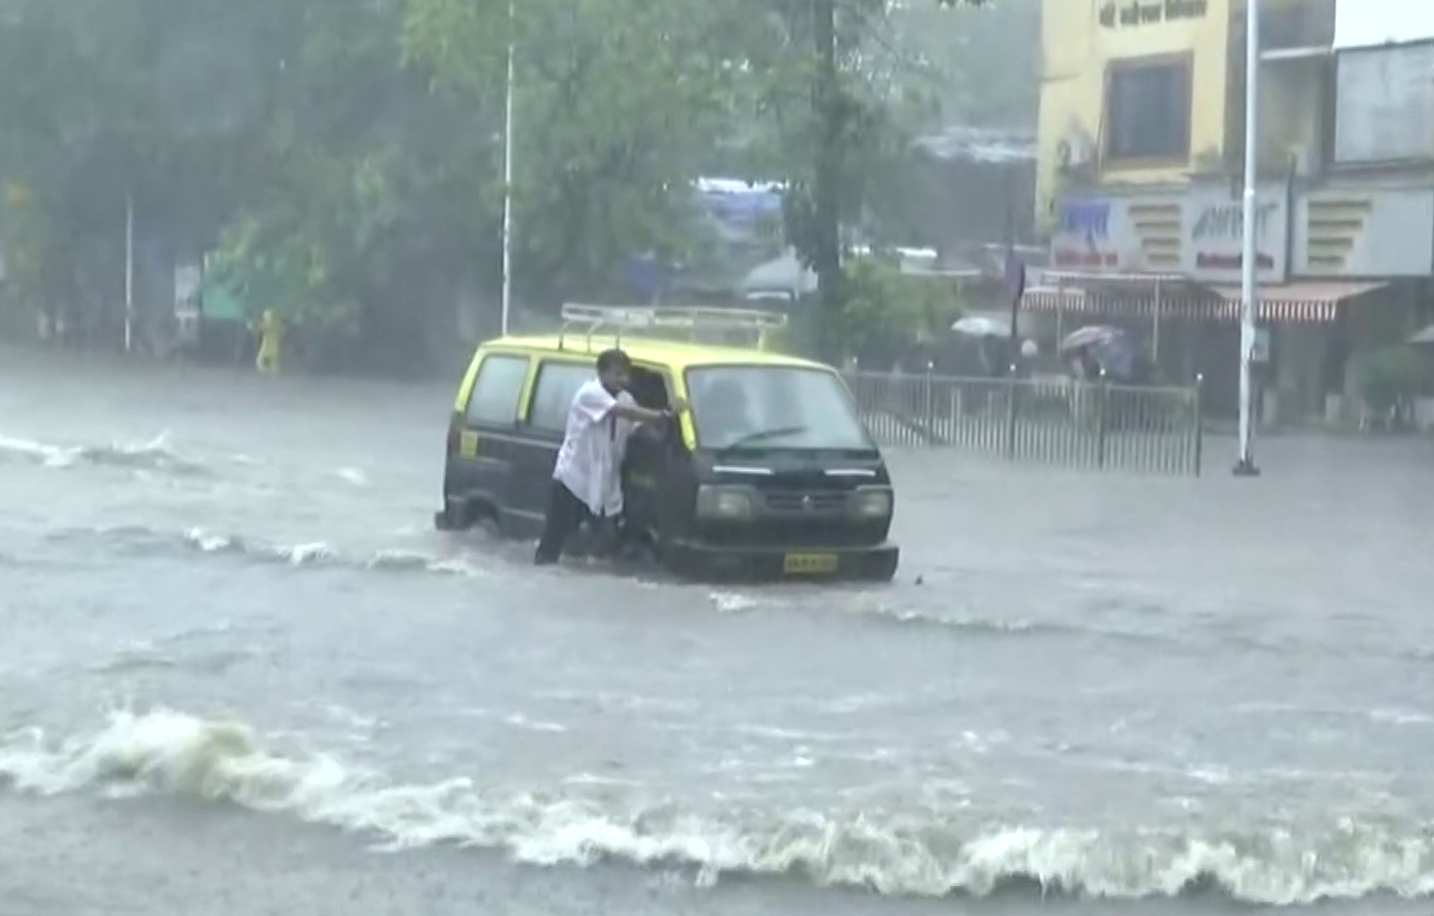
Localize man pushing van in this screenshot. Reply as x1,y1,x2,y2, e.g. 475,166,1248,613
534,348,686,565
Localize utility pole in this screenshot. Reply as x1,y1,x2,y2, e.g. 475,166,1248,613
500,0,515,337
1234,0,1262,476
124,189,134,354
811,0,842,362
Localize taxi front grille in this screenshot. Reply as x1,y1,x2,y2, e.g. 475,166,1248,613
763,490,847,513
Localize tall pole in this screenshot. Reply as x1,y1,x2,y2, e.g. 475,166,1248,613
811,0,841,363
1234,0,1261,477
124,189,134,354
500,0,515,337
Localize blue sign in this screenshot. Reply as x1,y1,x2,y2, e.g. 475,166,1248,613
1057,200,1111,238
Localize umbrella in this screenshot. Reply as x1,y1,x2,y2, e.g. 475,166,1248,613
951,315,1011,337
1059,325,1125,353
1060,325,1136,380
1409,325,1434,346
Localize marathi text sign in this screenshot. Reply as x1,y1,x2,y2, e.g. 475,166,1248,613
1098,0,1208,28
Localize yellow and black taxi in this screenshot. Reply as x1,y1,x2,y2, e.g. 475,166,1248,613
434,305,899,581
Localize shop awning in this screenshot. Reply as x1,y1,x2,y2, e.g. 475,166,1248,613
1022,271,1212,320
1022,279,1387,323
1022,286,1214,319
1210,281,1387,323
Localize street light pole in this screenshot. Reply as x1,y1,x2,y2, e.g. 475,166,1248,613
1234,0,1261,476
500,0,515,337
124,189,134,354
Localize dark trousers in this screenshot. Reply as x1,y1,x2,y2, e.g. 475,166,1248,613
534,481,590,564
534,480,637,565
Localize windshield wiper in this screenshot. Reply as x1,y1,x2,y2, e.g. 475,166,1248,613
718,425,809,451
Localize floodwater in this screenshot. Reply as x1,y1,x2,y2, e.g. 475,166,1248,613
2,345,1434,916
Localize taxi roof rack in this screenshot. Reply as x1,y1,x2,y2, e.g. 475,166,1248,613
557,303,787,351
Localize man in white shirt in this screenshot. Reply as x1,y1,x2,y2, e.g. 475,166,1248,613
534,348,685,565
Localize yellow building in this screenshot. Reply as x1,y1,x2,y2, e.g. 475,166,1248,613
1036,0,1334,218
1027,0,1434,428
1037,0,1237,218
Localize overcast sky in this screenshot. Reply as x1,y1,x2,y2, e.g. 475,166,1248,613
1334,0,1434,49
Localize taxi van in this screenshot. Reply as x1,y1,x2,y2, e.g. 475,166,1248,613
433,304,899,581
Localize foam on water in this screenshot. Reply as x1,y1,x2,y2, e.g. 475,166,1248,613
2,709,1434,905
40,524,490,578
0,431,209,476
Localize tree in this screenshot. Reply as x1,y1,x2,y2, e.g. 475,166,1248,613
0,0,293,338
778,0,994,361
888,0,1040,130
0,0,1019,369
401,0,772,310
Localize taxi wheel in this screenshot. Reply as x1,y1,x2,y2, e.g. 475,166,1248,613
474,510,503,538
434,505,457,531
435,497,474,531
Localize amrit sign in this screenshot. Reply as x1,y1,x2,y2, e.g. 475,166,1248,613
1180,185,1289,283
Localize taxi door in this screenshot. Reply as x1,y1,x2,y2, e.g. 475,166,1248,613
450,352,533,523
510,358,589,532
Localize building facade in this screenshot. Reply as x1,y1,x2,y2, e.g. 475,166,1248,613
1028,0,1434,425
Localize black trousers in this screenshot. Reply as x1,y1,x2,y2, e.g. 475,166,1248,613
535,481,629,565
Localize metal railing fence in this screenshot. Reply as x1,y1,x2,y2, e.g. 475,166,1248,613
844,370,1203,476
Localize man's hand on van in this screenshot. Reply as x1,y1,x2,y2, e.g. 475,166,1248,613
614,401,672,425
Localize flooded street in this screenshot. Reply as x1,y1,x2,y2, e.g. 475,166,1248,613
3,346,1434,916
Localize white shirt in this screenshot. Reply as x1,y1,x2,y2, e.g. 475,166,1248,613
553,379,638,517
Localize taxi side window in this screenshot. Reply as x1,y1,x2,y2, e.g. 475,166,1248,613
528,361,592,432
466,354,529,425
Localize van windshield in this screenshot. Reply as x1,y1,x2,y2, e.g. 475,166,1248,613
685,366,873,451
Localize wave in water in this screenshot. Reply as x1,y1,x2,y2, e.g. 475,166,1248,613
1,709,1431,905
43,524,488,577
0,431,209,476
40,523,1174,641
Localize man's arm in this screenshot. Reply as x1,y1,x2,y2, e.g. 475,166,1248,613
611,400,672,424
576,383,687,425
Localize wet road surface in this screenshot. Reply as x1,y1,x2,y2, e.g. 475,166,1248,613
3,346,1434,915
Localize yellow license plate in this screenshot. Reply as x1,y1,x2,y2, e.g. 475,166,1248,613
783,552,839,575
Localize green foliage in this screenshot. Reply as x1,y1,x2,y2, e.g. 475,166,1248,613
837,256,962,360
0,0,1011,368
1358,345,1430,412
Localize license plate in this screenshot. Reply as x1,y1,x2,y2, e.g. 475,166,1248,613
783,552,839,575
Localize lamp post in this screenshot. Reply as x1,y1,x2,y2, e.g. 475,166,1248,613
500,0,515,336
124,190,134,353
1234,0,1262,476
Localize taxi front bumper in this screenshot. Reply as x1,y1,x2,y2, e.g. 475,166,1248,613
660,539,899,582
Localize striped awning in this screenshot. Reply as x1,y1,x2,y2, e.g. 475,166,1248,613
1210,281,1387,323
1022,286,1215,320
1023,280,1387,323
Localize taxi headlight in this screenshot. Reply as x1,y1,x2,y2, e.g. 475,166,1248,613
696,485,754,519
850,486,892,518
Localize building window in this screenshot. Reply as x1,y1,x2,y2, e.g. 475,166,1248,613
1104,57,1192,162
